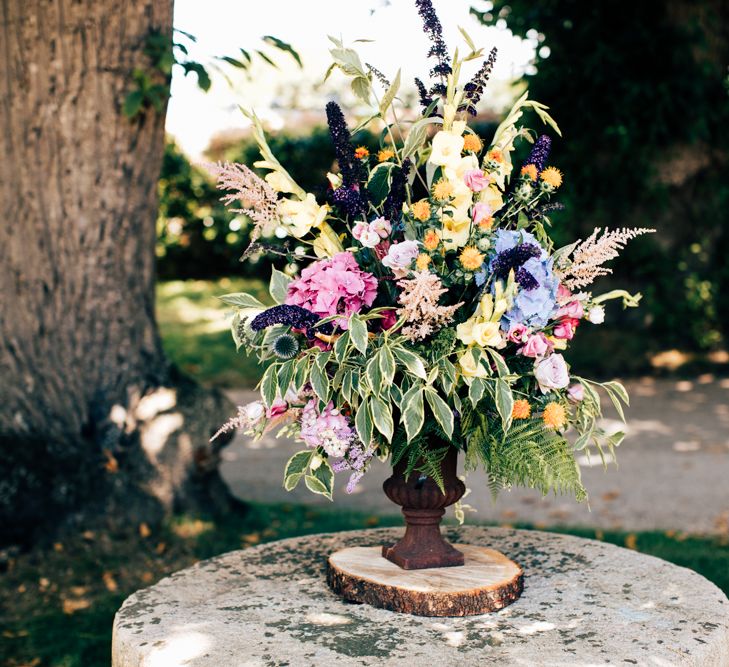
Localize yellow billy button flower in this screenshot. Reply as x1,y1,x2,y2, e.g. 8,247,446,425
459,246,484,271
423,228,440,250
354,146,369,159
432,179,455,200
520,164,538,181
415,253,431,270
377,148,395,162
411,200,431,222
485,149,504,164
512,399,531,420
542,402,567,430
540,166,563,189
462,133,483,153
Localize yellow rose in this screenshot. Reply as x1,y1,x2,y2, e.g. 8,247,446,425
472,321,505,348
279,193,328,238
312,221,344,258
458,350,489,379
429,130,465,170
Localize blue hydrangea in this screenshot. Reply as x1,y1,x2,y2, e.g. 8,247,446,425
490,230,559,329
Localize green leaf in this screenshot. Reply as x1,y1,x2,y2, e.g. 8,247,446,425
284,450,314,481
401,385,424,442
366,162,395,207
304,474,330,498
256,49,278,68
485,349,510,378
604,380,630,405
390,383,403,409
351,76,371,105
310,353,330,403
349,314,368,354
439,359,457,394
606,431,626,449
393,347,427,380
260,364,278,407
379,345,396,386
468,377,486,407
402,116,442,159
603,385,626,423
342,370,353,403
293,356,310,392
277,359,295,397
495,379,514,433
269,267,291,304
425,387,454,438
262,35,303,68
123,90,144,118
333,331,350,363
379,68,401,115
284,473,303,491
371,396,394,442
366,354,383,396
355,399,373,445
310,459,334,500
219,292,265,309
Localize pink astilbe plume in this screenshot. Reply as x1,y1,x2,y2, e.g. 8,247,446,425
397,270,462,341
206,161,280,243
558,227,655,290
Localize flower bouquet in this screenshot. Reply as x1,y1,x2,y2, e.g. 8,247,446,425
211,0,653,571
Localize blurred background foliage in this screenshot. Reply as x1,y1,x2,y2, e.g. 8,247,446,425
157,0,729,381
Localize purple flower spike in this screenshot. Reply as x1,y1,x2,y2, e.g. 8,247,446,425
523,135,552,173
250,304,333,336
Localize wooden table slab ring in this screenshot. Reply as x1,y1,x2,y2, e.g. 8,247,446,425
327,544,523,616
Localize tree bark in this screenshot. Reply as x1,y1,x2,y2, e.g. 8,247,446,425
0,0,236,545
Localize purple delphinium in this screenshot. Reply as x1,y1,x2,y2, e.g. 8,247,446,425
250,304,334,337
414,0,451,92
460,47,498,116
523,135,552,174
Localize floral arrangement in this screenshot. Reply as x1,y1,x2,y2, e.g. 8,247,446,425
211,1,654,505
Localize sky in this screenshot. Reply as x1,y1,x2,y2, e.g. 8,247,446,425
166,0,538,158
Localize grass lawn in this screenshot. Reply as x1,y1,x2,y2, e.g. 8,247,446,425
1,503,728,667
156,277,269,388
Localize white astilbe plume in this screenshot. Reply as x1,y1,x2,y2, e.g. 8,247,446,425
558,227,655,290
206,161,280,243
397,271,462,342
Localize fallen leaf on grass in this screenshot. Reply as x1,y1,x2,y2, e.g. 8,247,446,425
625,534,638,550
139,523,151,538
103,571,118,592
62,597,91,614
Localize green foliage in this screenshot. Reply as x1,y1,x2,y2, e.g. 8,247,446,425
473,0,729,359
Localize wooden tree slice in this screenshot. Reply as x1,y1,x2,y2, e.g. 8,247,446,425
327,544,523,617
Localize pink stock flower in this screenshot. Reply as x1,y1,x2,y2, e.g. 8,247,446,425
567,384,585,402
380,309,398,330
286,252,378,329
553,318,579,340
557,284,572,302
463,169,490,192
266,398,288,418
507,324,529,344
471,201,493,226
519,332,553,358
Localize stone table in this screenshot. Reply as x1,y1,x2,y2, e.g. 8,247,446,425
112,527,729,666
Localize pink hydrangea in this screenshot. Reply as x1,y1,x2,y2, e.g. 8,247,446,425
286,252,378,329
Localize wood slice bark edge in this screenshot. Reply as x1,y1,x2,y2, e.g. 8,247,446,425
327,546,524,617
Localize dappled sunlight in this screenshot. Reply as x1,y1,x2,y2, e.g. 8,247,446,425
146,625,212,667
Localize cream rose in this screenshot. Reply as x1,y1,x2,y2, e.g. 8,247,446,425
458,350,489,379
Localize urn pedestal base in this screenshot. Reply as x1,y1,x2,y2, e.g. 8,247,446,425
327,543,524,617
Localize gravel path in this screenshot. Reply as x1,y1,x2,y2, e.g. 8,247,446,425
221,376,729,534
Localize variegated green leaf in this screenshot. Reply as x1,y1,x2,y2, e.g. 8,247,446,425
355,398,373,445
269,267,291,304
379,345,396,386
495,379,514,433
393,347,427,380
401,384,424,442
260,363,278,407
349,314,368,354
424,387,454,438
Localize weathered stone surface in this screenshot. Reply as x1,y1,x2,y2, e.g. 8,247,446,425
112,527,729,666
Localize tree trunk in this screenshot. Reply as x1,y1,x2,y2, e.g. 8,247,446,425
0,0,236,545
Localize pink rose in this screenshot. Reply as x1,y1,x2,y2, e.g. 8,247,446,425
507,324,529,344
553,318,579,340
463,169,490,192
382,240,419,277
567,384,585,402
534,353,570,394
471,201,493,226
556,300,584,320
557,284,572,301
370,217,392,239
519,332,552,358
